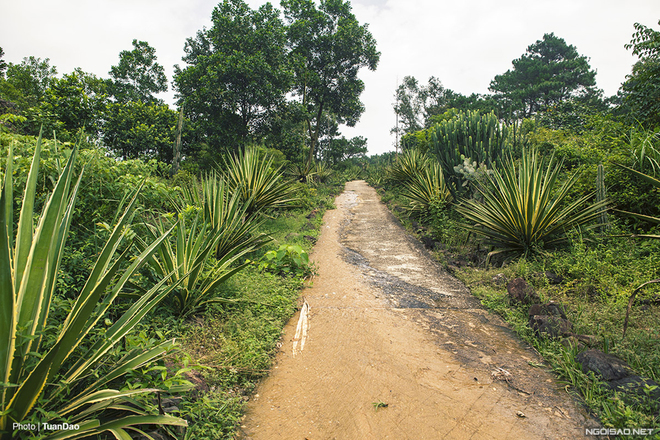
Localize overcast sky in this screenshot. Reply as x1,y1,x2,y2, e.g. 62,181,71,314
2,0,659,155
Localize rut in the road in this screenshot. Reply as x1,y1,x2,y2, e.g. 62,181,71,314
238,181,597,440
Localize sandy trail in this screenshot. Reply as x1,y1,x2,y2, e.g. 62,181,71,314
238,181,596,439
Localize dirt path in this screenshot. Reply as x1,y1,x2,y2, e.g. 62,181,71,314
238,181,597,440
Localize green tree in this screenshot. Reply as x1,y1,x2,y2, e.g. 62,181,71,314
282,0,380,169
174,0,291,158
489,33,598,118
22,68,109,139
320,135,367,165
619,20,660,128
109,39,168,104
103,101,178,161
0,56,57,110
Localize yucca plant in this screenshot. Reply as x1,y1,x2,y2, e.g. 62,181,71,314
223,147,296,214
0,134,187,439
386,148,429,184
401,162,451,214
456,149,608,256
138,208,269,318
179,172,269,260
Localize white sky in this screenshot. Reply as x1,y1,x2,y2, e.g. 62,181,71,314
1,0,659,155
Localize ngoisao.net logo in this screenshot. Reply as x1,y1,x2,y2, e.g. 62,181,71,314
13,422,81,433
585,427,656,436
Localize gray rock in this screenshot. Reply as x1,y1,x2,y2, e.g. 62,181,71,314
576,349,635,381
608,376,660,400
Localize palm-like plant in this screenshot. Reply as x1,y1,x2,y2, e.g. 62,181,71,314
456,149,608,256
386,148,429,184
401,162,451,214
223,147,295,214
0,134,186,439
139,209,269,318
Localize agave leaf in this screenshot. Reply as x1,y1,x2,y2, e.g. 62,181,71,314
0,145,15,391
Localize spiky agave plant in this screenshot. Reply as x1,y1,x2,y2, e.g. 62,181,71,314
386,148,429,184
138,207,269,319
456,149,608,256
223,147,296,214
0,134,187,439
401,162,451,214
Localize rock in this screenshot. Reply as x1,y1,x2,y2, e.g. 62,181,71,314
303,235,316,243
528,302,568,320
306,209,318,219
529,315,572,338
576,349,635,382
608,375,660,400
507,278,540,305
544,271,563,285
492,273,507,286
420,235,437,250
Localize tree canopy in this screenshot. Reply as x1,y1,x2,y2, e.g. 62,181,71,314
489,33,598,118
109,39,168,104
174,0,291,159
282,0,379,168
619,20,660,129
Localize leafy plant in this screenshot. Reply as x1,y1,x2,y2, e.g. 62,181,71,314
386,148,429,184
456,149,608,256
222,147,296,215
258,244,313,278
0,133,186,439
612,163,660,239
430,110,513,197
401,162,450,214
138,209,269,319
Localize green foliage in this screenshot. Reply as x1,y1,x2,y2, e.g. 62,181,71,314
222,147,296,215
175,0,291,153
282,0,380,169
0,134,186,438
104,100,178,161
489,33,599,118
257,244,312,278
456,149,607,256
430,110,514,197
386,148,429,183
109,39,168,104
0,56,57,111
612,163,660,239
401,162,450,215
620,20,660,129
139,208,268,318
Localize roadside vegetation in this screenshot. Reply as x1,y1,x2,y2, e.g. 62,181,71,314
365,22,660,438
1,0,660,436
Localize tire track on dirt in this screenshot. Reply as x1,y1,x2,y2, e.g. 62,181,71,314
238,180,598,439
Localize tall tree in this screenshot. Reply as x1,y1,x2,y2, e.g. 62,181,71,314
27,68,109,139
489,33,598,118
282,0,379,169
0,56,57,110
392,76,453,137
103,101,178,161
109,40,168,104
174,0,291,158
619,20,660,128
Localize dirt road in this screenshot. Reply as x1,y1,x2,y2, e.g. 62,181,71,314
238,181,597,439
